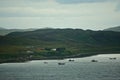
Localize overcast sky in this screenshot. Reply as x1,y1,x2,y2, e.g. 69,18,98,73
0,0,120,30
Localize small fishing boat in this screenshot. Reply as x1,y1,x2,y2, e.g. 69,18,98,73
44,62,48,64
91,60,98,62
58,62,65,65
109,57,116,60
68,59,74,62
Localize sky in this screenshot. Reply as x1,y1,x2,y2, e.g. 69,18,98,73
0,0,120,30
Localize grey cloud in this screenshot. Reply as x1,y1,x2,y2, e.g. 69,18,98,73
0,0,47,7
0,0,119,30
27,0,48,2
55,0,110,4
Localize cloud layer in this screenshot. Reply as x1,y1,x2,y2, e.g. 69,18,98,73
0,0,120,30
55,0,109,4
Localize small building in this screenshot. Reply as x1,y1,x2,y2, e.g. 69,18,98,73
51,48,57,51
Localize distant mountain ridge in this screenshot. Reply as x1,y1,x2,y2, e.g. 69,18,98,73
104,26,120,32
0,27,37,35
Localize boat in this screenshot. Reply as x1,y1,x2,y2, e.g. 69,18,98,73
109,57,116,60
91,60,98,62
44,62,48,64
58,62,65,65
68,59,74,62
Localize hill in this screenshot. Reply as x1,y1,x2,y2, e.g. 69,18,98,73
1,28,120,46
0,27,37,35
104,26,120,32
0,28,120,63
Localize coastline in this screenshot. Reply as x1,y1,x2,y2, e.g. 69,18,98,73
0,52,120,64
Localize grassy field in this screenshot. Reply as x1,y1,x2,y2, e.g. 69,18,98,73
0,44,120,63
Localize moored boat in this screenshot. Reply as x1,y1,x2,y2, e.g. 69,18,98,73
58,62,65,65
91,60,98,62
68,59,74,62
109,57,116,60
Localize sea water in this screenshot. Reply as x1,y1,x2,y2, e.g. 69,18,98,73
0,54,120,80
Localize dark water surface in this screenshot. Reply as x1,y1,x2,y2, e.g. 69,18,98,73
0,54,120,80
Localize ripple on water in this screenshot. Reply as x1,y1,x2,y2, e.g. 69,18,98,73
0,54,120,80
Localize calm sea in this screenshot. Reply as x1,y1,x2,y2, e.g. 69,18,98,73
0,54,120,80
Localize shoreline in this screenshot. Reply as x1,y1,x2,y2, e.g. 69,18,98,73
0,52,120,64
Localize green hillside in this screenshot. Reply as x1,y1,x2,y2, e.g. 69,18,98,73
2,29,120,45
0,29,120,63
